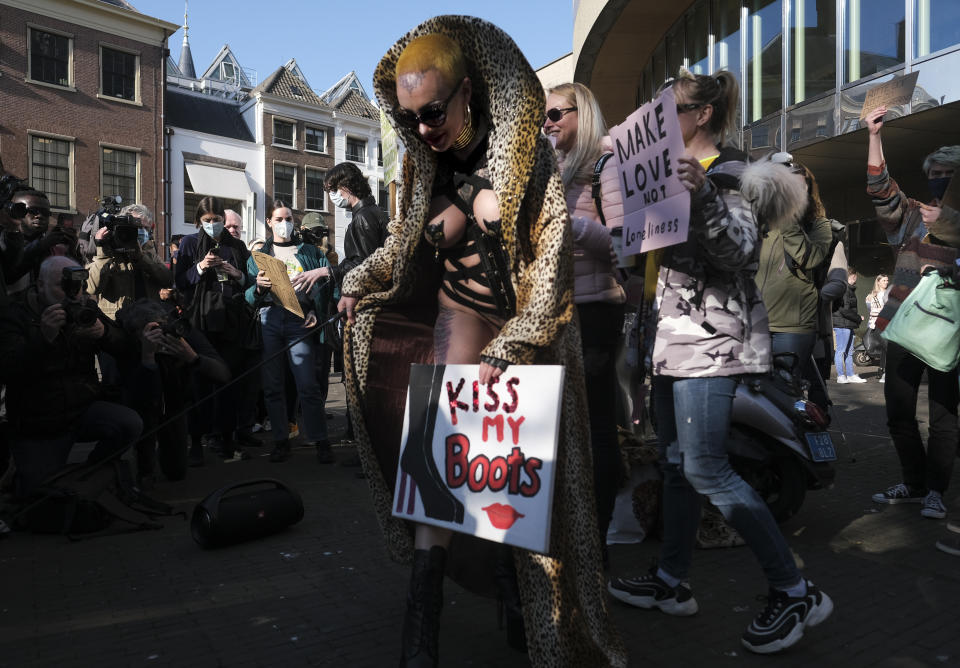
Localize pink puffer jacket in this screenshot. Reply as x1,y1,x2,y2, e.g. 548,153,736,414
563,145,626,305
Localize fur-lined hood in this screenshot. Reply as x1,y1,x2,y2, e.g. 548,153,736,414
372,15,546,268
739,157,809,232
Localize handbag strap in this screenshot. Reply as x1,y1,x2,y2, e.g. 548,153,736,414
592,153,614,227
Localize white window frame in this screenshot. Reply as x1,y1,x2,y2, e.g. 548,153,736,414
272,160,297,209
304,125,328,154
272,116,297,150
26,24,75,91
28,130,76,213
99,143,141,207
304,167,328,212
345,136,366,164
98,42,141,105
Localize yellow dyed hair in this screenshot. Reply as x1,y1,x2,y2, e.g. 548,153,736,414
395,33,467,87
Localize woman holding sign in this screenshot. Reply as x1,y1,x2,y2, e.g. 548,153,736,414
606,70,833,655
336,16,625,668
544,82,626,560
245,201,334,464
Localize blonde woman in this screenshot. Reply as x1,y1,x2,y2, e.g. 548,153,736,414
865,273,889,381
544,82,625,556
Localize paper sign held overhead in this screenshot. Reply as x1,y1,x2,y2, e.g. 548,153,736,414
252,251,304,319
859,71,920,120
392,364,564,554
609,86,690,256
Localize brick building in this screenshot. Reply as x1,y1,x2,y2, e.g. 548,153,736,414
0,0,177,234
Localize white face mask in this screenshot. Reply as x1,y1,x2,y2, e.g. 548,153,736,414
330,190,350,209
273,220,294,240
202,221,224,239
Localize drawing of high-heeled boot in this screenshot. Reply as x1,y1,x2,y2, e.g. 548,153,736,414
399,365,464,524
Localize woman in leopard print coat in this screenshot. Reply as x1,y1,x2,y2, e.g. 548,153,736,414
337,15,626,668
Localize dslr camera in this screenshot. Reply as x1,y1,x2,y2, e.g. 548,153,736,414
60,266,99,327
160,304,190,338
0,174,29,220
95,195,141,260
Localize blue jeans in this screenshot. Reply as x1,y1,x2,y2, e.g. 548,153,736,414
259,306,328,443
653,376,801,589
833,328,855,377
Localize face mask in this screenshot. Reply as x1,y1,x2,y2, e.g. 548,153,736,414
928,177,951,201
202,221,224,239
273,221,294,239
137,228,150,246
330,190,350,209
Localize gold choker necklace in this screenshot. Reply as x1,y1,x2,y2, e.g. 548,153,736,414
451,104,476,151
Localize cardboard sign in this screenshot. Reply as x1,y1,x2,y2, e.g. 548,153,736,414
859,71,919,120
941,173,960,212
252,251,304,318
609,86,690,256
392,364,564,554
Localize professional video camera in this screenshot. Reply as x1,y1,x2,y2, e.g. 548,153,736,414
95,195,141,259
60,266,99,327
0,174,29,220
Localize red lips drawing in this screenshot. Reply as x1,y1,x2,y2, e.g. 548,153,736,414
482,503,524,529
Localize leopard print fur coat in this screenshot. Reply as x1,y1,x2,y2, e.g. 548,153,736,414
340,15,626,667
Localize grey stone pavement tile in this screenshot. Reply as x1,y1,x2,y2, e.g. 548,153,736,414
1,368,959,667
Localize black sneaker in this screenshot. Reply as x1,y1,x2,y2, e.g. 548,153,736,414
315,441,335,464
872,482,926,505
269,441,291,463
741,580,833,654
607,567,699,616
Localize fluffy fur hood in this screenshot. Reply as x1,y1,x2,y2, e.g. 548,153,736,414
739,157,809,231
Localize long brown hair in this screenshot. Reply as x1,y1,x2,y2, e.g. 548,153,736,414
193,196,225,227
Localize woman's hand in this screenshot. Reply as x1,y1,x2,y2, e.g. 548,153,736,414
255,270,272,292
920,203,942,223
676,155,707,193
198,251,222,272
865,106,887,136
338,295,358,324
303,311,318,328
220,262,243,280
479,361,505,386
291,267,329,294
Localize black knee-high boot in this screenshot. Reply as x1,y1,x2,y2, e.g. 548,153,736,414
495,545,527,653
400,546,446,667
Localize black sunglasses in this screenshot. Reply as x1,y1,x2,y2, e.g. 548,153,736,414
545,106,577,123
395,78,465,130
676,103,704,114
26,206,51,218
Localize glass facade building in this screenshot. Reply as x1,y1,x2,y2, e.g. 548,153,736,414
633,0,960,157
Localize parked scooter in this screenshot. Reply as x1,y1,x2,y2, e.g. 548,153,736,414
727,352,837,523
853,327,884,368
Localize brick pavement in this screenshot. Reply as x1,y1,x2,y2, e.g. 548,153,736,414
2,367,959,667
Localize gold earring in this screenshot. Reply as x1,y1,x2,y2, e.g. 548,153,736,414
451,103,476,151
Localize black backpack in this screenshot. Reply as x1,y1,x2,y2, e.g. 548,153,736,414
15,458,180,538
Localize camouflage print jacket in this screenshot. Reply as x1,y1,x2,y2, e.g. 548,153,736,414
651,146,771,378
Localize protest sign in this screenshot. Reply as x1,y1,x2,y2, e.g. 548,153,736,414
392,364,564,554
609,86,690,255
859,71,919,120
252,251,304,318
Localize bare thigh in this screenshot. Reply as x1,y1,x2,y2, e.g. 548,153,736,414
434,303,501,365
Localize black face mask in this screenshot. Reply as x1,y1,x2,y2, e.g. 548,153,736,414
928,177,951,201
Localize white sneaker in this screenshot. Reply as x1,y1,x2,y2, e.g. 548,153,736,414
846,374,867,383
836,376,848,384
879,373,885,383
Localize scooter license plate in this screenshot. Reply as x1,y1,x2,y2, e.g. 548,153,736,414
805,432,837,462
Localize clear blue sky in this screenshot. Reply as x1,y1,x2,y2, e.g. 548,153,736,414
129,1,573,96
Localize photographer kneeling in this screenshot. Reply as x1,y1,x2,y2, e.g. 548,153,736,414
0,256,141,498
115,300,230,483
